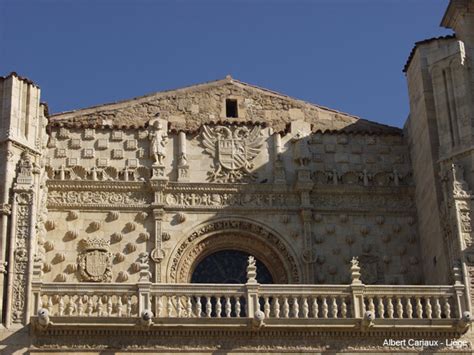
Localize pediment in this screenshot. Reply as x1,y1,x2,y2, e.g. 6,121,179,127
49,76,400,135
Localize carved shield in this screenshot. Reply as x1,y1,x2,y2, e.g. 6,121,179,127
78,249,112,282
85,250,108,277
359,255,380,285
217,139,246,170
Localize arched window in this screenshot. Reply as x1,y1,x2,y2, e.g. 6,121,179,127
191,250,273,284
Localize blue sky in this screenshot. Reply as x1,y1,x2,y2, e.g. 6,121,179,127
1,0,451,127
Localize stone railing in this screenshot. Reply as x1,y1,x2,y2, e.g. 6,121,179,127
30,258,471,332
32,283,465,320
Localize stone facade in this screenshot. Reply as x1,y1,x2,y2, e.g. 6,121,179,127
0,1,473,353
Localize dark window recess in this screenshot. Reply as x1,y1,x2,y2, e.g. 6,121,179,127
226,99,238,118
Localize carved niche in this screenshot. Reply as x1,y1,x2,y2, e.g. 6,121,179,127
201,125,263,183
77,236,112,282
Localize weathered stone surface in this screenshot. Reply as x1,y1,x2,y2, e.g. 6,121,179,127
1,1,474,351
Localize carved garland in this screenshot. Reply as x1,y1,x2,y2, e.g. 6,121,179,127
168,219,301,283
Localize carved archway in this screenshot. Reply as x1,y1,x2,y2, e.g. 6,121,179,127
167,218,301,283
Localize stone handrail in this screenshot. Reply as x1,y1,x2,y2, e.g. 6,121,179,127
31,281,468,326
363,285,461,320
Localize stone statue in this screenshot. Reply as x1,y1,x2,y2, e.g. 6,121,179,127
149,121,167,166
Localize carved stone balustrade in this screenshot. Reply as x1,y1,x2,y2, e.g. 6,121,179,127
31,281,470,334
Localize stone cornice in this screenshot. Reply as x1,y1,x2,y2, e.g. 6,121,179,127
46,180,148,191
30,316,465,339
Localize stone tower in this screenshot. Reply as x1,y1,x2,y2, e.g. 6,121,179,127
405,0,474,304
0,73,47,326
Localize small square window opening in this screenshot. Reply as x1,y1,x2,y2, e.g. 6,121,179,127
226,99,238,118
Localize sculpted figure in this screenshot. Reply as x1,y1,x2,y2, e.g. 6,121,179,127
149,121,167,165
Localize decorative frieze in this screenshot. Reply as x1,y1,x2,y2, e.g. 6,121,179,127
164,191,297,209
310,193,415,212
47,190,151,208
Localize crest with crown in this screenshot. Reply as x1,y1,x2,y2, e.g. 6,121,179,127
82,236,110,252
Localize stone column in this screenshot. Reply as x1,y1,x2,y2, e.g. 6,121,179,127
177,131,189,182
151,208,165,282
273,133,286,184
5,153,36,327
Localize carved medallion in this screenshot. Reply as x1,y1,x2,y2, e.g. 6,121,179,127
201,125,263,182
359,255,381,284
77,237,112,282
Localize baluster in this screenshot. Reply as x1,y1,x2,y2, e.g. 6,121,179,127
215,296,222,318
386,297,394,319
264,297,270,318
58,296,64,316
107,296,113,316
235,297,241,318
331,296,338,318
282,296,290,318
186,296,193,318
434,297,441,319
167,296,173,317
272,297,280,318
292,296,299,318
157,295,163,317
405,297,413,319
195,296,202,318
302,297,309,318
425,297,432,319
443,297,451,318
117,296,123,317
415,297,423,318
225,296,231,318
177,295,183,318
367,297,375,313
205,296,212,317
98,296,104,317
322,297,328,318
377,297,384,319
66,296,75,315
341,297,347,318
87,296,94,316
47,295,53,315
126,296,132,317
396,297,403,318
311,297,318,318
77,295,84,316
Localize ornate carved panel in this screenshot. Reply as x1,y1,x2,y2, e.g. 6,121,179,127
11,192,33,324
47,190,151,208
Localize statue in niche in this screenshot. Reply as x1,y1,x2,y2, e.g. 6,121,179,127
149,120,167,166
292,131,311,167
18,151,33,177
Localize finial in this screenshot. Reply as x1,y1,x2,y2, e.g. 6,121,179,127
350,257,362,285
247,255,257,284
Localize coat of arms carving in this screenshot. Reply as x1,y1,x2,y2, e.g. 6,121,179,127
77,236,112,282
201,125,263,182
